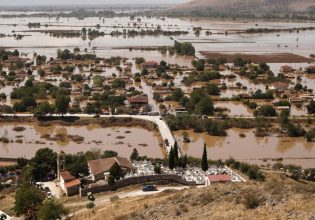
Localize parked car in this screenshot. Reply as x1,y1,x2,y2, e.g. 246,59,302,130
142,184,158,192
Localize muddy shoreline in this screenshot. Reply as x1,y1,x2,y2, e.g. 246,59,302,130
0,117,157,131
200,52,313,63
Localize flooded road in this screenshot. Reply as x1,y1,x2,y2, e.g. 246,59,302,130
0,123,163,159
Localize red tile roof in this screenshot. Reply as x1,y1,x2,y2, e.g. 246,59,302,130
128,95,148,104
88,157,134,176
60,171,75,182
208,174,231,182
64,179,81,188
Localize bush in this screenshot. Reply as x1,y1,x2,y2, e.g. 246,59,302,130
254,105,277,117
109,195,120,202
287,123,306,137
243,192,260,209
86,202,95,209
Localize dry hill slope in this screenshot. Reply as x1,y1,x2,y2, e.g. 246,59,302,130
71,174,315,220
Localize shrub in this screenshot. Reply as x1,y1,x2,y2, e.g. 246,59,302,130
243,192,260,209
110,195,120,202
86,202,95,209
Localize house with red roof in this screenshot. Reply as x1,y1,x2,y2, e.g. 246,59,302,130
141,61,158,69
205,174,232,186
128,94,149,106
88,157,135,181
60,171,81,196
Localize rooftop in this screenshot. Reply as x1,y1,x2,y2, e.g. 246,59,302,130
208,174,232,182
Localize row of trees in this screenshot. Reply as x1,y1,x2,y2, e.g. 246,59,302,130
168,142,209,171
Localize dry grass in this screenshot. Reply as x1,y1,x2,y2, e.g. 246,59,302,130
0,188,16,216
71,174,315,220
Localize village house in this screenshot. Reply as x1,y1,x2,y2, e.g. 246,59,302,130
59,171,81,196
289,95,304,103
87,157,135,181
281,65,294,74
4,56,30,64
205,174,232,186
128,94,149,106
269,82,290,93
239,93,252,99
141,61,158,69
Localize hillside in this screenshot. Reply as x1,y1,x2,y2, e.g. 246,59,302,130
164,0,315,18
70,174,315,220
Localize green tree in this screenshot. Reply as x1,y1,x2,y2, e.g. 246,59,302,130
109,162,122,180
195,97,214,115
168,147,175,170
55,95,70,115
307,101,315,114
86,192,95,208
15,184,45,218
173,141,179,165
34,101,55,116
107,175,115,185
287,123,306,137
111,78,126,89
37,199,68,220
24,148,57,181
130,148,139,161
66,153,89,178
25,79,34,87
171,88,184,101
278,109,290,127
201,143,208,171
206,83,220,95
102,150,118,158
182,155,187,169
154,164,161,174
0,214,7,220
254,105,277,117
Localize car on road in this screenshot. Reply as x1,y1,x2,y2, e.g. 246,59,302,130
142,184,158,192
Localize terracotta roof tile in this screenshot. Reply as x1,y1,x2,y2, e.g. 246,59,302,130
64,179,81,188
208,174,231,182
88,157,134,176
60,171,75,182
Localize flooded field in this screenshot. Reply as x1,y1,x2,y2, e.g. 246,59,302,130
0,123,164,159
1,16,315,57
174,128,315,168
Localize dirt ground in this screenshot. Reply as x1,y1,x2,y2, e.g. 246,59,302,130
0,188,16,216
71,173,315,220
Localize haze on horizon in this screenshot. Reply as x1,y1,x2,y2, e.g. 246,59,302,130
0,0,189,6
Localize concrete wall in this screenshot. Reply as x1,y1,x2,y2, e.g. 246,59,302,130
66,185,80,196
80,174,196,197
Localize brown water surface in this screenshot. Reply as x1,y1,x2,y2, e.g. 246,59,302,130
0,122,163,159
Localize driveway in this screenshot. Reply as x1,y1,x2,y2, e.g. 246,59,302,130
40,181,63,198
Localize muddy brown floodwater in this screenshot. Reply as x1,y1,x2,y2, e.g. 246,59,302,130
174,128,315,168
0,123,164,159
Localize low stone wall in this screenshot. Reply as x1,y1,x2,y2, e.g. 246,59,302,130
80,174,196,197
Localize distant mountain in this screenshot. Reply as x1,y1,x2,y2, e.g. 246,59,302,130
164,0,315,18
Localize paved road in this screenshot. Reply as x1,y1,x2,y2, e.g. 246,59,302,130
66,186,189,209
